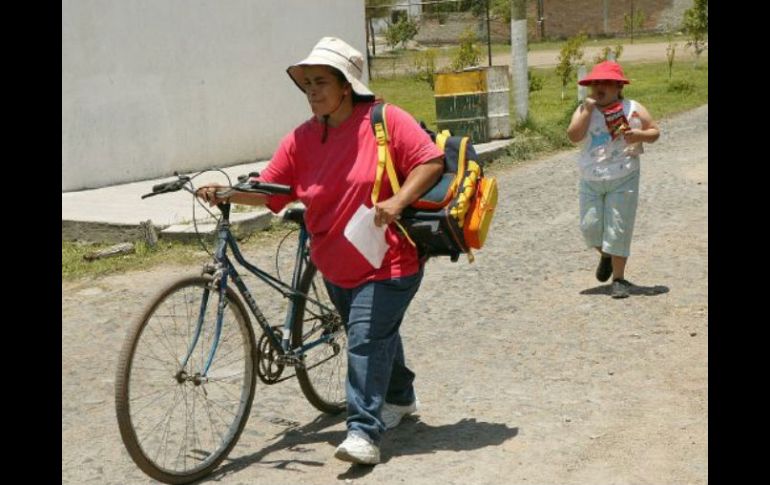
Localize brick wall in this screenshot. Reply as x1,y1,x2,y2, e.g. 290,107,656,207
534,0,678,39
413,0,690,44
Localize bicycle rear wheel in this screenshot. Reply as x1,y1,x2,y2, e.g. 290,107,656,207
115,275,256,484
292,262,347,414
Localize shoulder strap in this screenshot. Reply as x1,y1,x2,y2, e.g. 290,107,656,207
369,103,417,248
370,103,401,205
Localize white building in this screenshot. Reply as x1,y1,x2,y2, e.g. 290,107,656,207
62,0,366,191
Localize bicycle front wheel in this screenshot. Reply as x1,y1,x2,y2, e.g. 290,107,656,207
115,275,256,484
292,262,347,414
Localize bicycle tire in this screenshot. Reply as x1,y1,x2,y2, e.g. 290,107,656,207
292,262,347,414
115,275,256,484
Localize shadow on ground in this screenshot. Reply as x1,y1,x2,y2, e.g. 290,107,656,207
581,281,670,297
338,417,519,479
201,413,518,482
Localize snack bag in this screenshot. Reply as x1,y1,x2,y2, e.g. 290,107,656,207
601,101,629,141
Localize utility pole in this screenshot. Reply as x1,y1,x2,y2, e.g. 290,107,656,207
485,0,492,66
511,0,528,122
603,0,609,35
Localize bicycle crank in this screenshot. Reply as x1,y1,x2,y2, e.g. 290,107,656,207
256,326,285,384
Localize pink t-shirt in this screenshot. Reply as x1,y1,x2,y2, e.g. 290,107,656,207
258,101,443,288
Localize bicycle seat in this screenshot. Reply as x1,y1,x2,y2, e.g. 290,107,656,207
283,207,306,226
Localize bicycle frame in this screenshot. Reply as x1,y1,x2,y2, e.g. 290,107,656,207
178,203,338,378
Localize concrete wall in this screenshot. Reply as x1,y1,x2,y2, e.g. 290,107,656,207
62,0,366,191
416,12,511,44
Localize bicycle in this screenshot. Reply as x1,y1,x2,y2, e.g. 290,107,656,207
114,171,347,484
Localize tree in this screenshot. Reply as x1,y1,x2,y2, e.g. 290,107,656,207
411,48,438,89
666,29,677,80
555,32,587,100
469,0,512,24
624,2,646,44
450,28,481,71
384,17,419,51
593,44,624,64
682,0,708,67
493,0,512,24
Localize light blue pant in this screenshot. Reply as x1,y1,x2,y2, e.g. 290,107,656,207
324,270,422,445
579,170,640,258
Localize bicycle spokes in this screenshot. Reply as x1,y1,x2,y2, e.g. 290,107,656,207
116,278,256,482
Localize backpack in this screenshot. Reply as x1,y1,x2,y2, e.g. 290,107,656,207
370,102,498,263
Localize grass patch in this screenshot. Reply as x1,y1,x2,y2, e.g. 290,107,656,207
62,240,208,280
62,219,301,281
370,76,438,129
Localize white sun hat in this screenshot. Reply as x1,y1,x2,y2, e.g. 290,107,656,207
287,37,375,100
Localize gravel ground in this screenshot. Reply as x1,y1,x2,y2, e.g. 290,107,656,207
62,105,708,485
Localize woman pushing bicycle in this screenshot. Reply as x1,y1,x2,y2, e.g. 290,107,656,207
197,37,443,465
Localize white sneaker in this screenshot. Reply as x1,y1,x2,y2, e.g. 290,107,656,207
334,433,380,465
382,399,418,430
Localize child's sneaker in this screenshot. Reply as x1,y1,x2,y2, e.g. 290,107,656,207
611,278,632,299
596,255,613,282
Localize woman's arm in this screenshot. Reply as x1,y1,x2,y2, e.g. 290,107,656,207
196,185,268,207
374,157,444,227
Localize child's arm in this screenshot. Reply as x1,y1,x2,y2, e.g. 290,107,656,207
567,97,597,143
624,102,660,144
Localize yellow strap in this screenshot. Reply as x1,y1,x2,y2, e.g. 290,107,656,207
371,104,415,247
457,136,467,186
372,122,388,206
372,109,401,205
385,151,401,195
436,130,450,151
394,219,417,247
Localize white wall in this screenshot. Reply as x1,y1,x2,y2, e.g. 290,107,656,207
62,0,366,191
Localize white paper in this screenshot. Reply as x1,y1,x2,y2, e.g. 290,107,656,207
343,204,389,269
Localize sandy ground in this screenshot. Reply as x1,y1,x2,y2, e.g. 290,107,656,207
62,105,708,485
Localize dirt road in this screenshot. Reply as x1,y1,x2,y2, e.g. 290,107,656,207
62,105,708,485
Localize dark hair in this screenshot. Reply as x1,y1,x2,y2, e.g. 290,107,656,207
327,67,370,104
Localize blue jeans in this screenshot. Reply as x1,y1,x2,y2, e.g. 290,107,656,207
324,269,423,445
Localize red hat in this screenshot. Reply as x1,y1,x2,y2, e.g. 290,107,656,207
578,61,630,86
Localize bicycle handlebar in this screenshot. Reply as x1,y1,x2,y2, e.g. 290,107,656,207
141,173,292,200
214,180,292,199
141,176,191,199
242,180,292,195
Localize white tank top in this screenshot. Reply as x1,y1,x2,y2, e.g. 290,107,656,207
578,99,643,181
